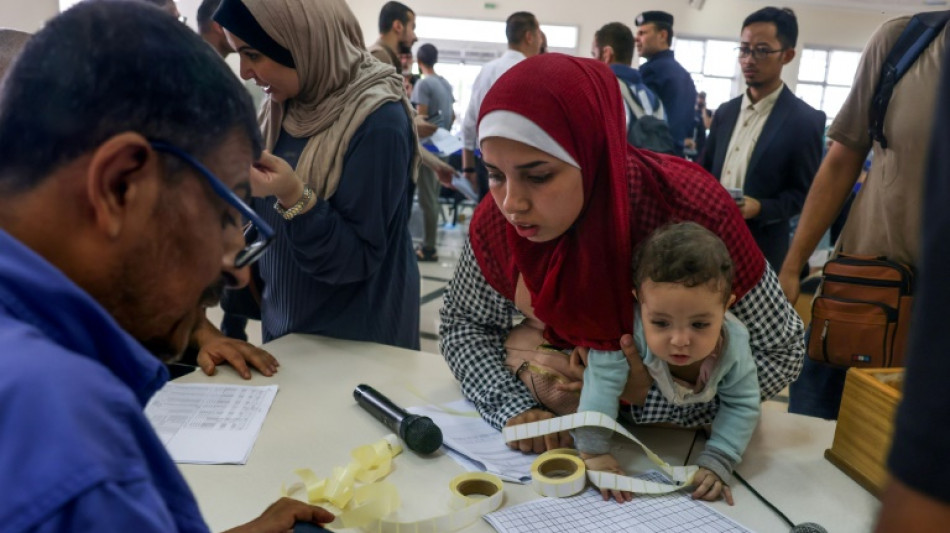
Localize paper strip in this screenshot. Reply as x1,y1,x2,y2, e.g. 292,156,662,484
502,411,698,494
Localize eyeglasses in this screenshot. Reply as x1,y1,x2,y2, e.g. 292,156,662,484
736,46,785,60
150,140,274,268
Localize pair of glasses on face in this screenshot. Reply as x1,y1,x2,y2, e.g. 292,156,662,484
150,140,274,269
736,46,784,60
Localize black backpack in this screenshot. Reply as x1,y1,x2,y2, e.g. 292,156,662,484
869,10,950,148
617,79,677,155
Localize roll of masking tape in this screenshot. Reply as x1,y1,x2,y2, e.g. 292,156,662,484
504,411,698,495
530,450,587,498
286,435,505,533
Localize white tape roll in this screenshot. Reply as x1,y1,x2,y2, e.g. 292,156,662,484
503,411,698,494
531,451,587,498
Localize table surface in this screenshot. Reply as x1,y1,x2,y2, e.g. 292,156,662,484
177,334,880,532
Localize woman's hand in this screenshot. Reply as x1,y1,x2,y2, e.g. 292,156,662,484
250,150,304,205
618,334,652,406
505,409,573,454
555,335,653,406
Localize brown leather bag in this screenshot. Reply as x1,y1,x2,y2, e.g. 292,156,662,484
808,254,915,368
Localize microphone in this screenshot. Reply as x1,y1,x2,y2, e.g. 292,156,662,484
353,384,443,455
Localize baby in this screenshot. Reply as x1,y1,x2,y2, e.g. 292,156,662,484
574,222,760,505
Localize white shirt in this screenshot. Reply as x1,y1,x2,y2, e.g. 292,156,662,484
720,83,784,190
461,49,527,151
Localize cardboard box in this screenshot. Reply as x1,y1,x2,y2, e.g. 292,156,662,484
825,368,903,497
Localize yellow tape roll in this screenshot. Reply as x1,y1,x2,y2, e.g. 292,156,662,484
530,450,587,498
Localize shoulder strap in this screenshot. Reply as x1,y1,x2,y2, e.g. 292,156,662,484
617,79,646,120
869,10,950,148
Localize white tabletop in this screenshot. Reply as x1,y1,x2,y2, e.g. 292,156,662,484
177,334,879,532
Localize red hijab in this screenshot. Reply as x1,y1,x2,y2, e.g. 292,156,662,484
470,55,633,351
469,54,765,351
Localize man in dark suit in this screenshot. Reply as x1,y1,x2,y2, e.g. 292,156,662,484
702,7,824,270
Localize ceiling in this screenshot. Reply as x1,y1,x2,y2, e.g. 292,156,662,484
754,0,949,13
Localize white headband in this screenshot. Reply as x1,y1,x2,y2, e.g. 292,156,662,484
478,110,580,168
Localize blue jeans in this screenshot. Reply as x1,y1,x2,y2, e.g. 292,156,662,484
788,327,847,419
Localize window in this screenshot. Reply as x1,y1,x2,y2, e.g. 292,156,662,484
796,48,861,122
668,37,739,111
413,16,579,133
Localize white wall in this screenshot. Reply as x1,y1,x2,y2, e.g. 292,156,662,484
346,0,910,92
0,0,59,32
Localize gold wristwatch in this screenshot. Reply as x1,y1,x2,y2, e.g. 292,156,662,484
274,185,314,220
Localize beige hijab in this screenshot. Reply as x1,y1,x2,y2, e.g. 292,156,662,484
241,0,419,199
0,29,31,80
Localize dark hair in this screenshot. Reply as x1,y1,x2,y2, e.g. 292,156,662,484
653,21,674,44
633,222,734,303
594,22,635,65
506,12,538,46
378,1,413,34
197,0,222,33
0,0,261,192
416,43,438,67
743,7,798,49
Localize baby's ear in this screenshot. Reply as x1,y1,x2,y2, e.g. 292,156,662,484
727,293,737,308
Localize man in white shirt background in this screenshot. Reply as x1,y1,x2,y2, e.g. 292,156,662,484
460,11,543,198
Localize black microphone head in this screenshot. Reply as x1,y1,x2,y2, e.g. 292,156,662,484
402,415,443,455
791,523,827,533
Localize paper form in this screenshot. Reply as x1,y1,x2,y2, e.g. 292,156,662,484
409,399,535,483
145,383,278,465
484,470,752,533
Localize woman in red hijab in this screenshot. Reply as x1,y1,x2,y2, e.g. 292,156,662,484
440,54,803,452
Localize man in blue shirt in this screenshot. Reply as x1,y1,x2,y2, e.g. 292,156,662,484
0,3,331,531
635,10,698,157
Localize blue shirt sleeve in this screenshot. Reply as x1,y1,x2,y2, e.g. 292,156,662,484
283,102,414,284
705,318,761,464
575,349,629,455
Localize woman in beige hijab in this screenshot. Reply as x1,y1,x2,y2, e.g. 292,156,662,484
197,0,421,371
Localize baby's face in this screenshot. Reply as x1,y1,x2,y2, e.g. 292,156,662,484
636,280,733,367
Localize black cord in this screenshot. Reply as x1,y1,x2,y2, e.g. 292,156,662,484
732,470,796,529
689,428,797,530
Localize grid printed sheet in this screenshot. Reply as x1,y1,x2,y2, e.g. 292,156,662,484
484,471,752,533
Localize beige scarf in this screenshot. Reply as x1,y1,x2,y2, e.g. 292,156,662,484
0,29,32,80
241,0,420,199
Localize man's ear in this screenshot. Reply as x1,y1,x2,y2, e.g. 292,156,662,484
84,132,160,239
781,46,796,65
631,288,639,302
392,20,404,36
603,45,615,64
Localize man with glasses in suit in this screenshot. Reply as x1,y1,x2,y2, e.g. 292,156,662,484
701,6,824,271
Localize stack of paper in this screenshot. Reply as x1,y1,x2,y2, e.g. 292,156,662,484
409,399,535,483
145,383,278,465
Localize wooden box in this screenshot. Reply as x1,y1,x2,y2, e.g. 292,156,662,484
825,368,904,498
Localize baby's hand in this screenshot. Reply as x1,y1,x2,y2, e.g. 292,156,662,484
579,452,633,503
691,467,734,505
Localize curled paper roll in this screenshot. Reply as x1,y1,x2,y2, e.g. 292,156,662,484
531,451,587,498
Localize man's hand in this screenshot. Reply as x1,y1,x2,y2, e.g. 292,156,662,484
505,409,573,454
778,266,802,305
192,316,278,379
691,468,734,505
222,497,334,533
739,196,762,219
580,452,634,503
425,157,455,188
